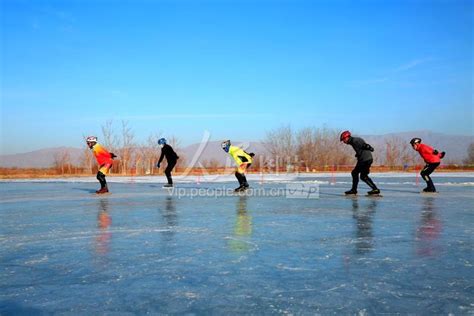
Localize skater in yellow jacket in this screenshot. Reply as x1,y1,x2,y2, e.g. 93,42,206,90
221,140,255,192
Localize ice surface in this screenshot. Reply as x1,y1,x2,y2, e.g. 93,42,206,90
1,174,473,314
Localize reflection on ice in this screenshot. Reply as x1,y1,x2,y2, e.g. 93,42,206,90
95,198,112,256
227,195,254,253
159,196,178,242
352,198,376,255
415,197,442,257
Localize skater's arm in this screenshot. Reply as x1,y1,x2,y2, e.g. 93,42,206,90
158,150,165,165
244,150,255,158
351,137,364,157
419,144,434,157
363,143,374,152
355,138,374,152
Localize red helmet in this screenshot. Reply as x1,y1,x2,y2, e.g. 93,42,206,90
340,130,351,141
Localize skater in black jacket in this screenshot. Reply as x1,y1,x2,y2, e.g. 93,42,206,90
340,130,380,196
157,138,179,188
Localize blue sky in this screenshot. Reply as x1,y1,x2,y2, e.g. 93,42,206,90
1,0,472,154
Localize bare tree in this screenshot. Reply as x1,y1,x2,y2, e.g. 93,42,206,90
296,127,352,170
251,153,268,172
101,120,118,151
53,149,72,175
143,133,161,175
313,127,351,167
384,137,400,167
384,137,417,168
100,120,119,174
80,147,94,174
203,158,221,171
296,127,318,171
118,120,135,175
464,143,474,165
264,125,296,172
80,135,94,174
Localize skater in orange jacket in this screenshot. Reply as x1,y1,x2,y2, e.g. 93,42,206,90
86,136,116,194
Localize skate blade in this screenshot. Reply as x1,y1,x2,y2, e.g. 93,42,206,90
234,188,249,193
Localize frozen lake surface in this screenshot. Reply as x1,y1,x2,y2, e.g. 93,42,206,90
1,174,473,314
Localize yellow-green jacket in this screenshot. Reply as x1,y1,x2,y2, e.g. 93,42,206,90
228,145,253,166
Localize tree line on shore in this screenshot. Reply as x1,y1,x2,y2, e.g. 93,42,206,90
3,122,473,176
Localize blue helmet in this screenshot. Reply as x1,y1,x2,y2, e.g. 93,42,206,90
158,138,167,145
221,140,231,152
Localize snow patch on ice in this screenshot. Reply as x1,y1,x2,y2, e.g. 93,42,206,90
24,255,49,265
1,171,472,184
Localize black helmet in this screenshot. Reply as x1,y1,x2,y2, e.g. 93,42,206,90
410,138,422,146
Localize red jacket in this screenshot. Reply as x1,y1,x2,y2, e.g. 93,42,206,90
416,143,441,164
92,144,113,166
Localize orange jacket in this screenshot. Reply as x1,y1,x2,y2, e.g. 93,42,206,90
92,144,113,165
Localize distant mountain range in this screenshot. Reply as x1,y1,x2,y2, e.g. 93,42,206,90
0,131,472,168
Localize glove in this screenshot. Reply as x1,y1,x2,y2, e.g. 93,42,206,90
433,150,439,155
156,163,161,168
440,151,446,159
364,144,374,152
249,153,255,157
110,153,117,159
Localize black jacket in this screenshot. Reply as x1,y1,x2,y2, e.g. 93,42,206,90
348,137,374,162
158,144,179,164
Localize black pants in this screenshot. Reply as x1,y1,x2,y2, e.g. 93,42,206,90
351,159,378,191
165,160,177,184
235,164,251,186
96,171,107,189
421,162,440,190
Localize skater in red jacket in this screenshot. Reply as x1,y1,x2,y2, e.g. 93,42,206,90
86,136,116,194
410,138,445,193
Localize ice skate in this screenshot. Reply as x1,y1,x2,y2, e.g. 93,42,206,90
345,189,357,195
96,187,109,194
422,187,437,194
367,189,381,196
